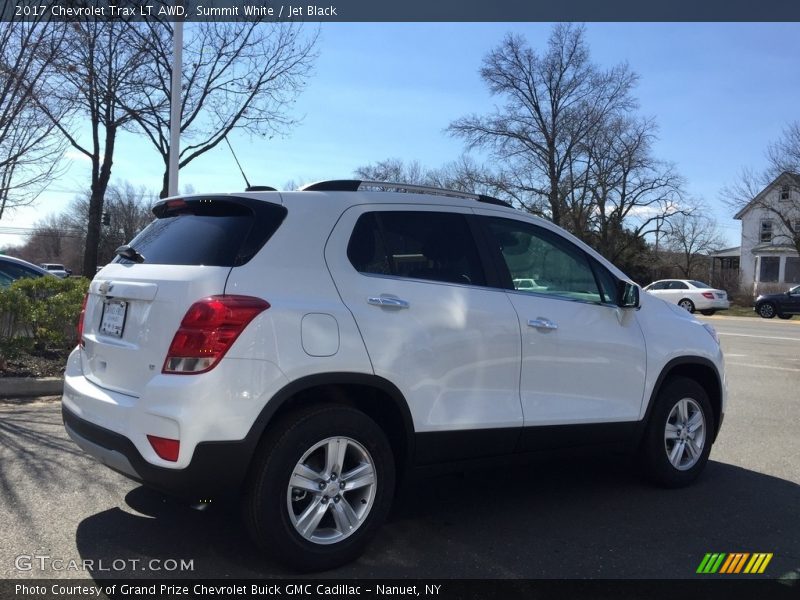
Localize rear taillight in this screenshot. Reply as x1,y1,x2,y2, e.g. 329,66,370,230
76,293,89,345
702,292,715,299
162,295,269,374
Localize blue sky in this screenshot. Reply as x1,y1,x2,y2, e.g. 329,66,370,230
2,22,799,250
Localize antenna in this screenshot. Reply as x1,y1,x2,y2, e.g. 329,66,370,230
224,136,251,189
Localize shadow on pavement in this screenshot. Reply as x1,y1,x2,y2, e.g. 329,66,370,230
74,454,800,580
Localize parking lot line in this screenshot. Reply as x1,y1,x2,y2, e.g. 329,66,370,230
718,332,800,342
727,362,800,373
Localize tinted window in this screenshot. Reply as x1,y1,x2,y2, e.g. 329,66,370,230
484,217,603,303
347,211,486,286
688,280,710,289
0,260,43,286
667,281,688,290
117,197,286,267
648,282,665,291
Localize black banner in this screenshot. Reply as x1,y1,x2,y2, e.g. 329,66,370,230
2,579,799,600
2,0,800,22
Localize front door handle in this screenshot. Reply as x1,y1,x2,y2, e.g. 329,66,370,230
527,318,558,330
368,296,410,309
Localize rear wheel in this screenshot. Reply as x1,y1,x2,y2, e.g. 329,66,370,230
678,298,695,313
700,309,716,316
640,377,714,488
778,314,793,320
758,302,776,319
244,405,395,571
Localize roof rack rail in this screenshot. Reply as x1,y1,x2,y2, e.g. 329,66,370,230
300,179,513,208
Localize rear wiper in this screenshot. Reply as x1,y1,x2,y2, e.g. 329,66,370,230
115,245,146,264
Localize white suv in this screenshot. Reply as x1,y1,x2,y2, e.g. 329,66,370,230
62,181,726,571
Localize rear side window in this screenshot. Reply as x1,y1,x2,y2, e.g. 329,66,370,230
0,261,42,286
116,197,286,267
347,211,486,286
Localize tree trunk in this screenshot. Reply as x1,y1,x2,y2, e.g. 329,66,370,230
82,126,116,275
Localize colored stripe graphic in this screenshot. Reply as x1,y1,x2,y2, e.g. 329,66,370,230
697,553,727,574
744,553,773,574
720,553,749,574
697,552,773,574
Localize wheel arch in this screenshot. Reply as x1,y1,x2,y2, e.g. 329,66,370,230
244,373,415,482
637,357,724,445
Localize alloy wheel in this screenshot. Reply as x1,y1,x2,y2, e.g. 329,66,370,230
286,437,377,545
664,397,706,471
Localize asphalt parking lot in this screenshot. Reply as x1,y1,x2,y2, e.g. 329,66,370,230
0,315,798,580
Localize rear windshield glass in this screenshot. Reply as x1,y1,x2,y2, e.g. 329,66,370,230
115,197,286,267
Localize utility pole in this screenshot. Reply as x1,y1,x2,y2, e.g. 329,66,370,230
168,17,183,197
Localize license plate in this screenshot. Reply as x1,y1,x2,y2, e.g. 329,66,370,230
100,300,127,338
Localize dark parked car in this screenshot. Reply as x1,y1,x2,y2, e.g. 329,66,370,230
754,285,800,319
0,255,52,288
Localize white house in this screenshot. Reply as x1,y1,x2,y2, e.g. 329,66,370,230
734,171,800,296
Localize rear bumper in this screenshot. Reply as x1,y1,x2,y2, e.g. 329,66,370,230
62,405,252,500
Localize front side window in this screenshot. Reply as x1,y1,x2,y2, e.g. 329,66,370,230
760,220,773,243
347,211,486,286
483,217,605,304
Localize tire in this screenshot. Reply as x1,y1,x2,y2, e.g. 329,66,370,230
244,405,395,572
678,298,695,313
639,376,714,488
757,302,776,319
700,309,716,316
778,314,793,320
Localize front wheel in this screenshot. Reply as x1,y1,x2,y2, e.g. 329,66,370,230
244,405,395,571
758,302,777,318
639,377,714,488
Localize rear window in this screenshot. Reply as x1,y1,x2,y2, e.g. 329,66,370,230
115,197,286,267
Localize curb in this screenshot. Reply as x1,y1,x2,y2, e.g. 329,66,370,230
0,377,63,399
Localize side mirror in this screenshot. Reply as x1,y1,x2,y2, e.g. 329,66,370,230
617,281,640,309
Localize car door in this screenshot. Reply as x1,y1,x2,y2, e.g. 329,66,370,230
475,214,647,448
325,205,523,463
788,286,800,314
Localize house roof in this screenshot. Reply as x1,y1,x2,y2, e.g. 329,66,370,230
733,171,800,220
709,246,741,258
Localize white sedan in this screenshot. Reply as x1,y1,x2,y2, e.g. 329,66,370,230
643,279,730,315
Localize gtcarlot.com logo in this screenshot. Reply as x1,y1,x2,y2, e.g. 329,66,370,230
696,552,773,574
15,554,195,573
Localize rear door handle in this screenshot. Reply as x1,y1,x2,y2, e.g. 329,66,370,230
368,296,410,309
527,318,558,330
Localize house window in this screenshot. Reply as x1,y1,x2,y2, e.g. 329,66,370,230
760,220,773,243
759,257,779,282
779,185,791,201
786,258,800,284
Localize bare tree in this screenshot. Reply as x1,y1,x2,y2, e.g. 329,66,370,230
39,21,158,275
663,210,725,280
61,182,155,269
580,116,685,262
724,122,800,257
355,155,503,197
448,25,637,227
354,158,430,185
131,21,318,198
0,14,68,220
